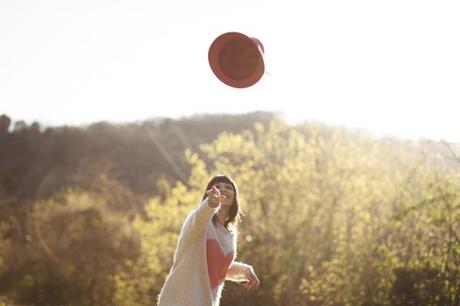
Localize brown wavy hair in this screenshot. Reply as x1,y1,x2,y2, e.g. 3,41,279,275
201,174,243,232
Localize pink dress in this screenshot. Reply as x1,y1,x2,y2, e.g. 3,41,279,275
206,221,236,302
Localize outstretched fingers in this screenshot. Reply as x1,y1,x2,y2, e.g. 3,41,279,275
206,185,227,207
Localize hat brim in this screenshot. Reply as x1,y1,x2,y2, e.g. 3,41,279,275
208,32,265,88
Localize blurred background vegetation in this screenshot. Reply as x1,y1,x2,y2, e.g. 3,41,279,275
0,112,459,306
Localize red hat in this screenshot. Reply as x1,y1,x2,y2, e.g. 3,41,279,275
208,32,265,88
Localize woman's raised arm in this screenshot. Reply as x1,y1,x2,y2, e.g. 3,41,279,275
180,186,226,241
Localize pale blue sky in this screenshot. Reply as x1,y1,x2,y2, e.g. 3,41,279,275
1,0,459,142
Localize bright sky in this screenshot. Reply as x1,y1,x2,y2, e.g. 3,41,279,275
1,0,459,142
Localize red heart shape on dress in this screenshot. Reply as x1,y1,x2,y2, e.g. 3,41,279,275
206,239,233,289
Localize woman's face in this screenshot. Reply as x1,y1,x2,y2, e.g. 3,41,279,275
213,181,235,207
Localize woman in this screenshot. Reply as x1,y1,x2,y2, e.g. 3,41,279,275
157,174,260,306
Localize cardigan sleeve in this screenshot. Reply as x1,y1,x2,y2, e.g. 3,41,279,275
225,261,253,282
181,197,218,242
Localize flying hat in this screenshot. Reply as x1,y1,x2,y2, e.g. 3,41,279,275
208,32,265,88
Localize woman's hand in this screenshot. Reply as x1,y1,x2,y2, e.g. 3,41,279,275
206,185,228,208
241,266,260,292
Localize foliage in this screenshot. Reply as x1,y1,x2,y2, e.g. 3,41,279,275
0,185,141,306
0,114,459,305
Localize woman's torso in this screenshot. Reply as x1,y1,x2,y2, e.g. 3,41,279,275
157,218,236,306
207,220,236,299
